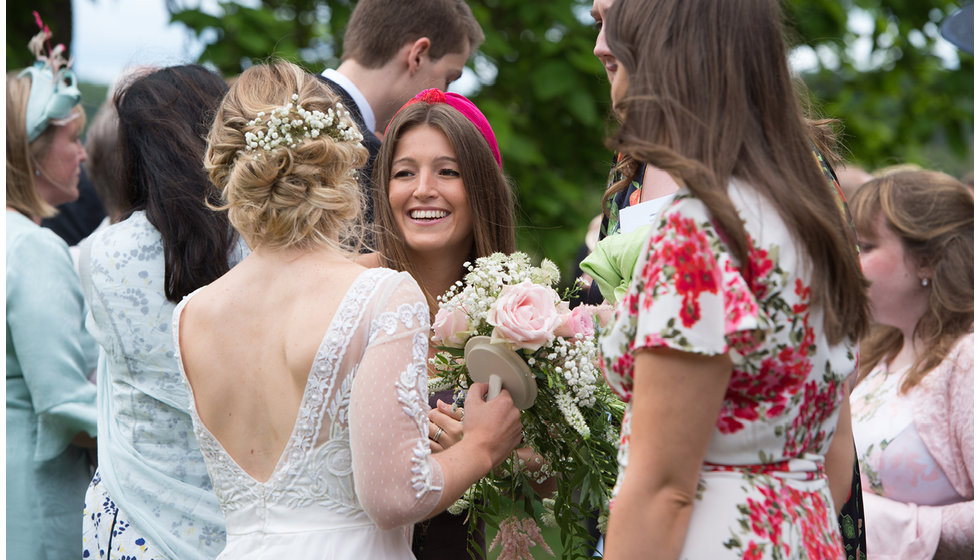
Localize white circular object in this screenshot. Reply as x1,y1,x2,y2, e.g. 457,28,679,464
464,336,538,410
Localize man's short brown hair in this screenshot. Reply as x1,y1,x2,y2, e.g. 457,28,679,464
342,0,484,68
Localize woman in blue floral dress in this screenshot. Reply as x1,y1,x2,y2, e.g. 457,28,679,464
81,66,239,560
597,0,870,558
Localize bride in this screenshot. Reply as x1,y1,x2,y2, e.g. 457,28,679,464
173,60,523,558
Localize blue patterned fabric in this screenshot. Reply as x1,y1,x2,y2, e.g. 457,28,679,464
79,212,245,559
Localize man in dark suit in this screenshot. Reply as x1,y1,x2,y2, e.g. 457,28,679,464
317,0,483,230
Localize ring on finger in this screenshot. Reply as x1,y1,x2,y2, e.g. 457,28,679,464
433,426,443,443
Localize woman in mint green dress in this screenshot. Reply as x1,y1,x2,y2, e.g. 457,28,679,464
6,19,98,560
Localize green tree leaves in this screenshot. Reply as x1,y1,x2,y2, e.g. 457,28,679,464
784,1,973,175
162,0,972,279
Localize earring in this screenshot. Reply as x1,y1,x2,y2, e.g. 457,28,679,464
921,278,930,287
34,169,40,176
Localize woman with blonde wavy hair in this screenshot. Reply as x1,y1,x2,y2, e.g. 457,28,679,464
849,169,973,559
174,60,522,559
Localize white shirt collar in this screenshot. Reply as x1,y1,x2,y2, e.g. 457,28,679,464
320,68,376,134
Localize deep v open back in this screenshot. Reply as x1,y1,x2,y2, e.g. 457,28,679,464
173,267,445,558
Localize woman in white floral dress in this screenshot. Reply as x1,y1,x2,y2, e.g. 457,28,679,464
849,170,973,559
597,1,870,558
174,60,523,559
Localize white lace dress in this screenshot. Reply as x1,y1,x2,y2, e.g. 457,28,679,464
172,268,445,558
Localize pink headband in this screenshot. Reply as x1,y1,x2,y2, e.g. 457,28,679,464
389,88,502,168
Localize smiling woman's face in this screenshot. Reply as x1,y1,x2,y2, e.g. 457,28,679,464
387,124,474,261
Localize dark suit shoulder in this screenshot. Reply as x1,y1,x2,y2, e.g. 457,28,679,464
315,75,380,148
314,72,381,231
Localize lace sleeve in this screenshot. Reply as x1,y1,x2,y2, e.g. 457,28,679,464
936,500,974,557
916,334,974,497
921,335,974,557
348,273,444,530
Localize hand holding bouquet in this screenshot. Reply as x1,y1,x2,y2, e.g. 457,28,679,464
429,252,624,560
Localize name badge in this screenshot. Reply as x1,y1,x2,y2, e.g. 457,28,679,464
619,195,673,234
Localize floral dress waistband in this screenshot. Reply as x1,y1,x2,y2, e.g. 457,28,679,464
702,453,825,481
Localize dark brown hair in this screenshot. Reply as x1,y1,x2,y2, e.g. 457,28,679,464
372,102,515,312
342,0,483,68
605,0,868,344
115,64,234,302
83,101,127,219
850,170,974,391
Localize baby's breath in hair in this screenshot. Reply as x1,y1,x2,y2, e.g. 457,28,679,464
243,94,363,154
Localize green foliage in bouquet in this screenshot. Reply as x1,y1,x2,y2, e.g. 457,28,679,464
429,252,625,559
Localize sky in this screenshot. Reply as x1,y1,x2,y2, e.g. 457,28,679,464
72,0,230,86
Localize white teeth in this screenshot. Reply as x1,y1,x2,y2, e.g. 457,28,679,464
410,210,448,220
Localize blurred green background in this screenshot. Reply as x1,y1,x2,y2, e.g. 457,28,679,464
8,0,973,288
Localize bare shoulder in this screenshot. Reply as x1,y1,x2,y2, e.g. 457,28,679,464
180,269,245,321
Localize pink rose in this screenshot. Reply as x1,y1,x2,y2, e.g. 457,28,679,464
556,304,596,339
431,305,472,348
556,304,615,339
591,303,615,327
487,280,562,351
555,300,572,328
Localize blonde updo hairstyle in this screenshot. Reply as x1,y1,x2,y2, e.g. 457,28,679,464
204,60,368,252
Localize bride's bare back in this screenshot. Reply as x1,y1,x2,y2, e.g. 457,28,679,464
177,248,366,482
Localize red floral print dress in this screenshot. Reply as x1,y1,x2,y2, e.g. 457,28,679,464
599,180,857,559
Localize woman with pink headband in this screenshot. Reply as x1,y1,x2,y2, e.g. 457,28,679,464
366,88,533,558
370,88,512,312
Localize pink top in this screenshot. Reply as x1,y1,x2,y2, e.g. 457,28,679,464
851,333,974,559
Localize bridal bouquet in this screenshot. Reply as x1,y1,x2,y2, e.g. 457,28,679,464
429,252,624,560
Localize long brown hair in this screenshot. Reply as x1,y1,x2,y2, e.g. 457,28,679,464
604,0,868,344
372,102,516,312
850,170,974,391
601,120,839,225
117,65,236,302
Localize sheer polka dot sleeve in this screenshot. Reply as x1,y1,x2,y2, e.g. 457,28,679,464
348,272,444,530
